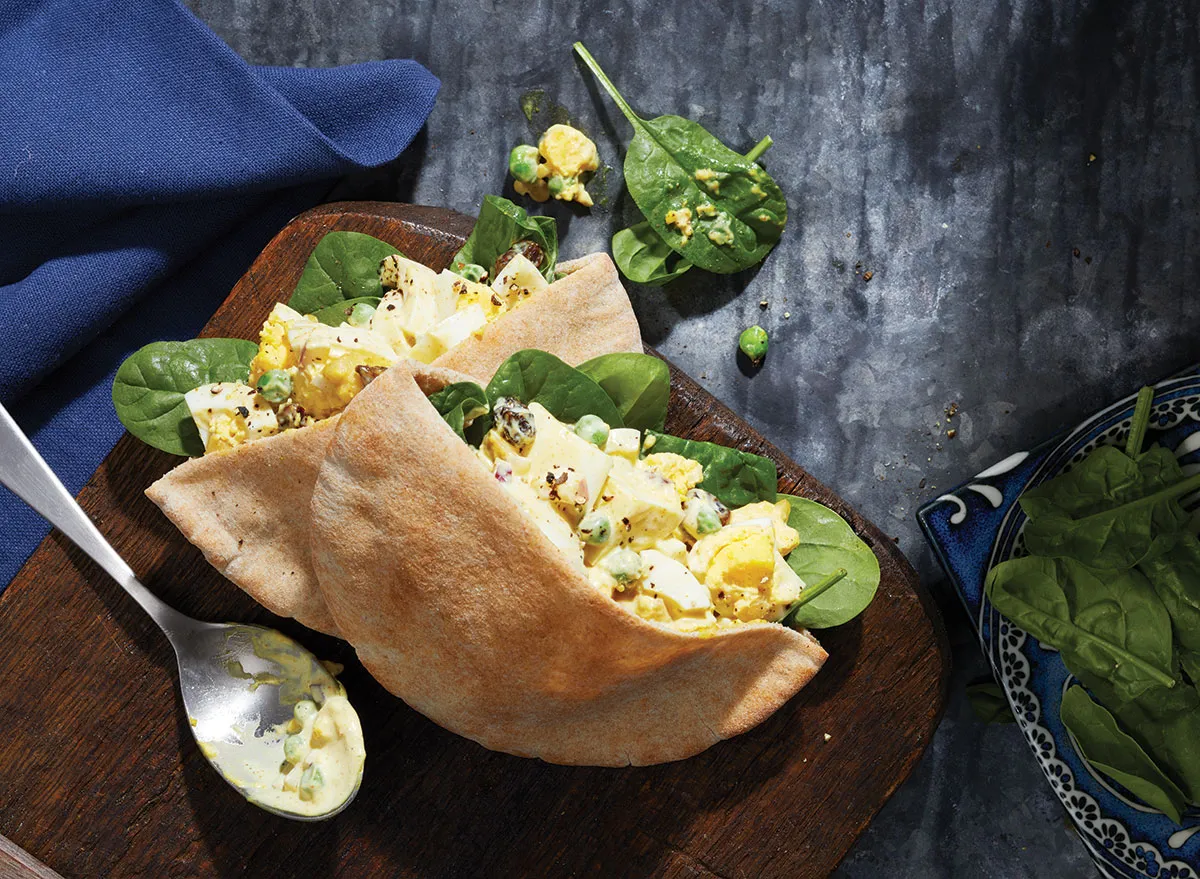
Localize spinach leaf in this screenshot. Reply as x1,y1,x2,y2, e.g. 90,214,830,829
643,432,776,508
1140,532,1200,658
612,221,692,286
112,339,259,457
576,352,670,432
966,681,1016,724
779,495,880,629
287,231,402,316
308,296,381,327
779,568,846,628
485,350,623,429
1021,446,1200,571
450,196,558,283
575,43,787,275
1061,685,1188,823
428,382,491,442
985,556,1177,698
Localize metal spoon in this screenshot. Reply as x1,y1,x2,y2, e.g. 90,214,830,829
0,402,361,820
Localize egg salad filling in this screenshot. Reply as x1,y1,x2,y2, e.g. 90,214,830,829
184,252,549,453
477,398,808,632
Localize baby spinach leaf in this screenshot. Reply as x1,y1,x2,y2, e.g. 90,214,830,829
308,296,381,327
450,196,558,283
485,350,622,429
428,382,491,442
985,556,1177,698
1072,667,1200,806
112,339,259,457
1140,532,1200,657
1021,446,1200,571
288,231,402,316
779,568,846,629
574,43,787,275
576,352,670,432
643,432,776,508
612,221,692,286
966,681,1016,724
1061,685,1188,823
779,495,880,629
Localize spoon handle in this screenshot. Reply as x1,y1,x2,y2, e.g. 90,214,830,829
0,402,189,632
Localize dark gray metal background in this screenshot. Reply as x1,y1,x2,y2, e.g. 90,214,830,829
184,1,1200,874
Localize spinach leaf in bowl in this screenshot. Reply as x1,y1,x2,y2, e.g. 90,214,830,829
112,338,259,457
1061,684,1189,823
643,432,776,509
779,495,880,629
985,556,1177,699
485,350,622,429
612,221,692,286
450,196,558,283
574,43,787,275
576,352,669,432
287,231,402,316
1138,532,1200,658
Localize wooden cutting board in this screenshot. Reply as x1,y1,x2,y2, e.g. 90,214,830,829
0,203,948,879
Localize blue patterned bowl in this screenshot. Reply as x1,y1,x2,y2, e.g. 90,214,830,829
919,372,1200,879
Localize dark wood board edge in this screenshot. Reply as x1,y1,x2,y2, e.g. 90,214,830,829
0,202,950,879
0,836,63,879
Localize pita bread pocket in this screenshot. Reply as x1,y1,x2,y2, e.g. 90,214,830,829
309,353,879,765
123,199,640,634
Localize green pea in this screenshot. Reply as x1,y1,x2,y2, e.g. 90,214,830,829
695,507,722,534
348,302,376,327
293,699,318,726
738,325,769,366
579,511,612,545
283,734,306,764
547,174,575,197
602,548,642,584
573,414,610,446
299,765,324,800
508,144,541,184
458,262,488,283
256,369,293,404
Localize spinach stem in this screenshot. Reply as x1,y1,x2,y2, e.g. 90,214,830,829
572,43,643,127
1125,385,1156,458
744,136,773,163
781,568,847,627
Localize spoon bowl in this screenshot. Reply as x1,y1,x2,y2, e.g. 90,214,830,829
0,401,362,821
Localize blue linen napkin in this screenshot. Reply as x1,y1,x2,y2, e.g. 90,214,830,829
0,0,439,590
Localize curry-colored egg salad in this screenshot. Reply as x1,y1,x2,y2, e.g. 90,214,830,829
185,253,549,453
477,399,808,632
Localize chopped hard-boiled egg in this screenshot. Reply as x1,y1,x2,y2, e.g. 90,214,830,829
474,404,811,633
185,382,279,453
189,248,553,455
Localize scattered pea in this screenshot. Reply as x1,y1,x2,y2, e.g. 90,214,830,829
547,175,573,197
579,511,612,545
574,414,610,446
739,325,769,366
508,144,541,184
348,302,376,327
695,507,722,534
256,369,293,404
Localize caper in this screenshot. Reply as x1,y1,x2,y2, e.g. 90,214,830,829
738,325,769,366
492,396,536,450
508,144,541,184
255,369,293,404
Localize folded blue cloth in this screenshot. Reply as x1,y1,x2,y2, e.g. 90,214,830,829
0,0,439,590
